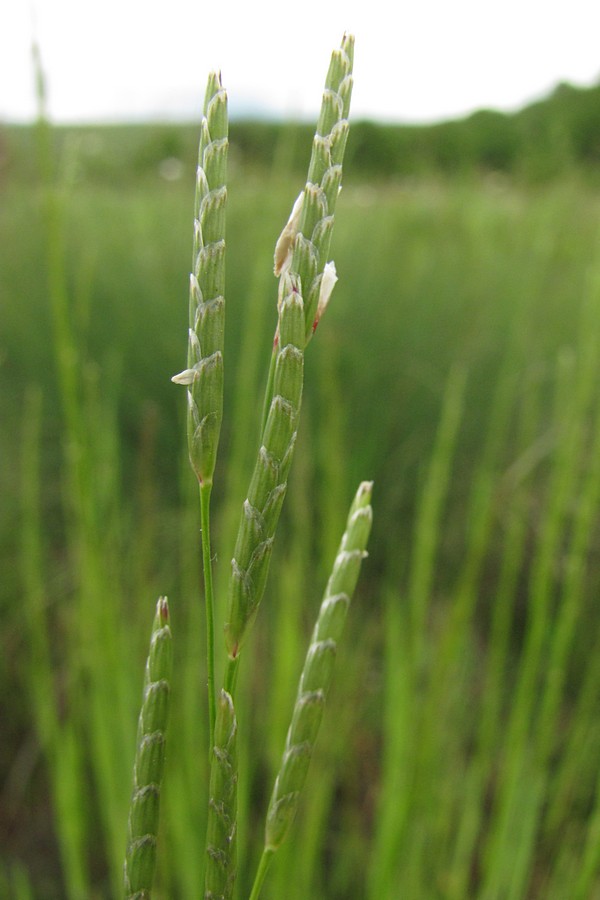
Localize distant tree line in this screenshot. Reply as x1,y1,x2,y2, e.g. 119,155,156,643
3,80,600,185
231,80,600,182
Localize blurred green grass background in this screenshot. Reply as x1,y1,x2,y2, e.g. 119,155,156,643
3,83,600,897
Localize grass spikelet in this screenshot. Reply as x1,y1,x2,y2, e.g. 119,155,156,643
204,690,238,900
224,34,355,663
265,481,373,850
172,71,228,488
224,280,305,660
247,482,373,898
124,597,172,899
298,32,353,338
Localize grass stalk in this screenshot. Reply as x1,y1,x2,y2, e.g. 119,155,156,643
481,305,600,894
172,71,228,751
20,387,90,899
408,364,467,670
224,656,240,699
200,482,217,745
32,44,136,896
367,589,412,898
248,849,275,900
574,741,600,898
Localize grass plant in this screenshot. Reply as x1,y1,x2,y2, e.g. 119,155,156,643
147,32,369,898
172,67,228,749
5,35,600,900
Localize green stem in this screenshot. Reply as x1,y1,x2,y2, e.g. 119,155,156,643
200,481,216,747
249,848,275,900
224,656,240,699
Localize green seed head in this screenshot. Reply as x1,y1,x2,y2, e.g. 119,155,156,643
136,732,167,789
224,32,355,659
124,598,172,899
205,690,238,900
285,35,354,342
264,479,372,852
128,785,160,840
173,72,228,486
204,72,228,141
125,835,156,900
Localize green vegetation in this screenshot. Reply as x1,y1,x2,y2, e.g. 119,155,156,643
3,77,600,188
3,62,600,898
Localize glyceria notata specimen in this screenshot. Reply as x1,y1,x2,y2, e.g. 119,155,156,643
124,597,172,899
172,72,228,745
169,32,369,899
224,33,355,671
172,70,227,487
249,481,373,899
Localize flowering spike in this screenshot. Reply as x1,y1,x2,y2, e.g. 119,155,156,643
175,72,229,487
124,598,172,898
204,690,238,899
264,482,373,851
225,33,355,661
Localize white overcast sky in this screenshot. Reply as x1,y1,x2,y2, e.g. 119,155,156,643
2,0,600,124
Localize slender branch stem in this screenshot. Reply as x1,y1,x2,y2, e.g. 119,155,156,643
200,481,216,747
224,655,240,699
248,848,275,900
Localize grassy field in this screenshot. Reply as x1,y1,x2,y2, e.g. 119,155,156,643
2,121,600,898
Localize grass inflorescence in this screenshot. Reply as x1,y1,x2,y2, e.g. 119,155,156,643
167,32,370,900
6,30,600,900
124,598,172,899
